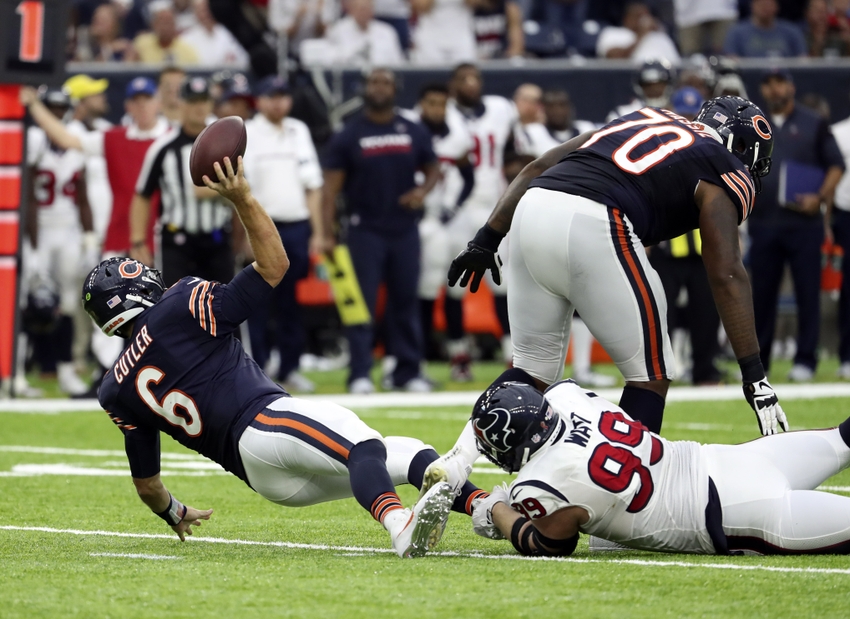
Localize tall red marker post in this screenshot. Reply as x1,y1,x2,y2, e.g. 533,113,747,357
0,0,68,394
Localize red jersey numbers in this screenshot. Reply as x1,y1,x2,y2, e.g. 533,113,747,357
587,411,663,513
135,366,203,437
470,134,496,168
511,496,548,520
34,169,80,207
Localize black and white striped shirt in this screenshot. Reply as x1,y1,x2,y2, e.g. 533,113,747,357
136,127,231,234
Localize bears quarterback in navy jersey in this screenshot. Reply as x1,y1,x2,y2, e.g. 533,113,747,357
84,156,487,558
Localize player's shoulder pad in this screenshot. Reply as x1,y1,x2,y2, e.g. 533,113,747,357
510,477,571,520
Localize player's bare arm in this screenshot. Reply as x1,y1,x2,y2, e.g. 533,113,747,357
698,180,789,435
448,130,595,291
320,169,346,256
132,474,213,542
203,156,289,287
490,501,585,557
128,193,153,266
18,86,84,152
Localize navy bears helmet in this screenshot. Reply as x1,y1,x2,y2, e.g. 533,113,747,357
695,95,774,192
471,382,559,473
82,258,165,337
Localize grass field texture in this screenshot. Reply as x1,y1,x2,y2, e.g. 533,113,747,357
3,381,850,618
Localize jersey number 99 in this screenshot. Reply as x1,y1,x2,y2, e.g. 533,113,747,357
136,366,203,437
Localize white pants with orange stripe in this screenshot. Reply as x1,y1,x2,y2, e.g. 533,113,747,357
238,396,429,507
508,187,675,384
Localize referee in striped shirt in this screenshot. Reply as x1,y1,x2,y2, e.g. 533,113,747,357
129,76,233,285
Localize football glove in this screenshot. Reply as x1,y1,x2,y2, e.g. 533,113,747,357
471,483,510,540
743,377,789,435
447,224,506,293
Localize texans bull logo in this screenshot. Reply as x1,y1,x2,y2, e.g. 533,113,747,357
473,407,516,454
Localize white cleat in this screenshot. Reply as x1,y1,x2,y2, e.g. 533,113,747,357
391,482,454,558
588,536,631,552
418,445,473,501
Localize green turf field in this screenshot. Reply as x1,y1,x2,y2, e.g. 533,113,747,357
2,390,850,618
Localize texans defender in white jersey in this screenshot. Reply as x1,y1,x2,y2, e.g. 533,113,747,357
25,88,93,395
445,63,518,380
83,157,490,558
460,374,850,556
401,83,476,357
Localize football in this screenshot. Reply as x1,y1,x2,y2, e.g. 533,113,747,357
189,116,248,186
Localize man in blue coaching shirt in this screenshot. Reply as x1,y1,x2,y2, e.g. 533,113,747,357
321,68,441,394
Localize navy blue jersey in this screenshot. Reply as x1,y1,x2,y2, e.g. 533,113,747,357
98,265,288,483
530,107,757,245
321,112,436,235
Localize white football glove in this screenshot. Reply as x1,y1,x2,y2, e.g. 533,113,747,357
471,483,510,540
743,377,789,435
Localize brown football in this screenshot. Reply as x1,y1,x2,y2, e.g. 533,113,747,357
189,116,248,186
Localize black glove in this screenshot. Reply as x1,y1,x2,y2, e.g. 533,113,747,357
447,224,506,293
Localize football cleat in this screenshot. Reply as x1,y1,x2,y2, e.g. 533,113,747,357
418,445,472,501
391,482,454,558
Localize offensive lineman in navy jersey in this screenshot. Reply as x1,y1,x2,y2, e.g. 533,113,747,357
84,157,488,558
445,96,788,443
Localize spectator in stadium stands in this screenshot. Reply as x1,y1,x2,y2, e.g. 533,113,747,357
410,0,477,65
523,0,591,57
133,1,200,65
806,0,850,57
673,0,738,56
828,100,850,379
324,0,406,66
512,83,559,157
542,89,596,143
723,0,806,58
321,68,440,394
173,0,199,30
374,0,413,50
130,77,234,287
74,2,137,62
241,76,323,394
471,0,524,59
158,66,186,124
181,0,250,67
596,1,680,64
20,77,172,397
749,68,845,382
215,75,255,121
268,0,340,56
207,0,279,76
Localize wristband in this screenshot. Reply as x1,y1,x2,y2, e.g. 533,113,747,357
738,353,765,384
471,223,506,253
155,494,187,526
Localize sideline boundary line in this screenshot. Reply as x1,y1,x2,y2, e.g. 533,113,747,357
5,383,850,414
2,525,849,575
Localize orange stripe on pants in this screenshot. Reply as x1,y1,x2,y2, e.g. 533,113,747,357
254,413,351,460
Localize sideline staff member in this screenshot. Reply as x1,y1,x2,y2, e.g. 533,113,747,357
321,68,440,394
130,77,233,285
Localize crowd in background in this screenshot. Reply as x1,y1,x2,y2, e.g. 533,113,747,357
67,0,850,75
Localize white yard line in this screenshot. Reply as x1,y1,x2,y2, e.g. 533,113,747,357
89,552,180,560
5,382,850,414
2,525,850,575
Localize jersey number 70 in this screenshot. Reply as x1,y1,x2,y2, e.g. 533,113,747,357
587,411,663,513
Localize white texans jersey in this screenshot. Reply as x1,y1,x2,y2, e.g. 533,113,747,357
403,107,475,218
26,126,86,230
451,95,518,208
509,380,715,554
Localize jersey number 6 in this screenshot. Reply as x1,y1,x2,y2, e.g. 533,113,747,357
135,366,203,437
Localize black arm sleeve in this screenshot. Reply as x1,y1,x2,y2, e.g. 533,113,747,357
455,161,476,207
124,427,161,478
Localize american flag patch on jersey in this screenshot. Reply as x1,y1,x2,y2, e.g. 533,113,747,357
713,112,728,123
106,295,122,309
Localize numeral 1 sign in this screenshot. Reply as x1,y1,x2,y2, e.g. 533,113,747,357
16,1,44,63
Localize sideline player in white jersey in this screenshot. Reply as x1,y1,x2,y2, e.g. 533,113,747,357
446,63,518,380
436,371,850,556
606,60,675,123
24,89,93,395
401,83,475,357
